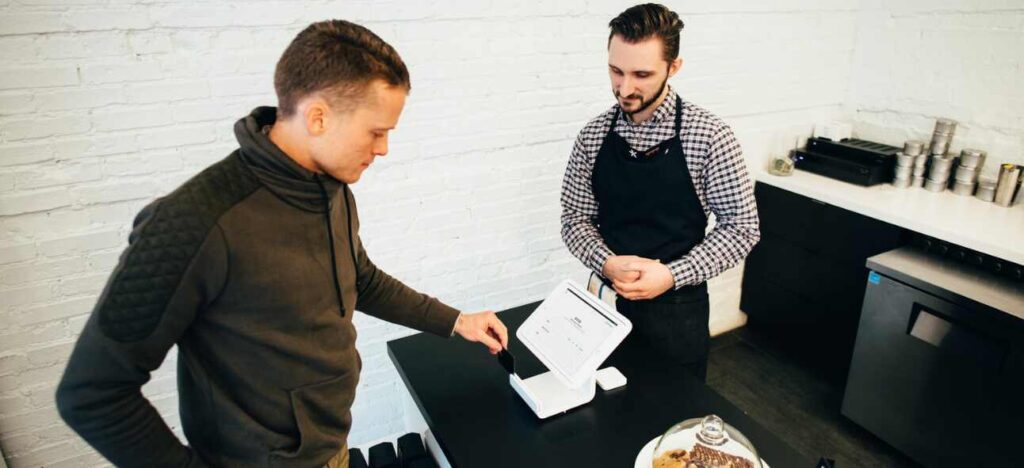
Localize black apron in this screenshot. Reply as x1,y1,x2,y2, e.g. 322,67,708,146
592,96,711,380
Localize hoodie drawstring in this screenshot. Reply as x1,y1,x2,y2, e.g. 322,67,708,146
314,174,346,317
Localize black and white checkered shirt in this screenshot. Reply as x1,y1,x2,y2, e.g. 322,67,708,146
560,87,760,289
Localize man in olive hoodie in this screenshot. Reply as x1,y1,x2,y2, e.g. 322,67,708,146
56,20,508,468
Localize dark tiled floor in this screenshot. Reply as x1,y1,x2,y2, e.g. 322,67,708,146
706,326,920,468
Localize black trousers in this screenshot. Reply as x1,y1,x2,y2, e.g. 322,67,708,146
615,284,710,381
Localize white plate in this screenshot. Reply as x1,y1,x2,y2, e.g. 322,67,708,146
634,436,770,468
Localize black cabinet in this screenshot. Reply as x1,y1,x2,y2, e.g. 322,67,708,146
740,182,907,380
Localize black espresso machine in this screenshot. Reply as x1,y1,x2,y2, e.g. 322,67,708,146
791,137,900,186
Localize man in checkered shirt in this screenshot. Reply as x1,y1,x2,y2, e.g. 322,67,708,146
560,3,760,380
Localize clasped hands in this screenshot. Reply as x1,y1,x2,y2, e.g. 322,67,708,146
602,255,675,301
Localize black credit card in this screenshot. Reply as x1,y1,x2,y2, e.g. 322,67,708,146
497,349,516,375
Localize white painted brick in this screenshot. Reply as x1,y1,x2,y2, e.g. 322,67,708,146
0,244,37,265
150,6,298,29
0,12,66,36
25,341,74,371
127,32,172,55
12,161,103,190
0,173,14,192
80,61,162,85
167,30,213,54
138,125,219,150
104,151,183,176
84,200,143,226
89,108,175,132
208,50,281,76
0,37,40,63
0,321,66,352
0,92,36,116
34,87,127,113
0,354,29,377
125,81,209,104
55,134,137,161
44,450,108,468
168,100,249,124
0,257,88,287
6,440,89,467
0,189,72,216
72,180,157,205
209,76,271,98
11,297,95,328
62,9,152,32
37,33,130,60
56,273,108,301
0,116,91,141
0,66,78,90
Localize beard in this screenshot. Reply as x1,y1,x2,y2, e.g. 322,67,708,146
614,75,669,117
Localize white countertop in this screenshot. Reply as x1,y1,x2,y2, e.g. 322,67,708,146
753,168,1024,266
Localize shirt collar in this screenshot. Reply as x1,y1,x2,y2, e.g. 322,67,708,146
621,86,678,126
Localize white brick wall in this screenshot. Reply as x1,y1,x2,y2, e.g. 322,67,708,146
848,0,1024,175
0,1,1017,466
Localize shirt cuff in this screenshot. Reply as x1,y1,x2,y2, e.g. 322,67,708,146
667,257,699,289
589,245,614,275
449,313,461,337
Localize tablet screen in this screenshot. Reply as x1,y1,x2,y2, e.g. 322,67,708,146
523,286,621,378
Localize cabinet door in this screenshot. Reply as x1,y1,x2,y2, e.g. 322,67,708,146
753,182,825,248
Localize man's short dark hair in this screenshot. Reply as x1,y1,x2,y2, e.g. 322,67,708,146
274,19,410,118
608,4,685,63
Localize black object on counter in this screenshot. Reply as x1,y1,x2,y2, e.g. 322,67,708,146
349,448,369,468
387,302,811,468
791,137,900,186
368,442,400,468
396,432,431,468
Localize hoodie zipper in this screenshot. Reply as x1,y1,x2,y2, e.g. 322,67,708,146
314,174,346,317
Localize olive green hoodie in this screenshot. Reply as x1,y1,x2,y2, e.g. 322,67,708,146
56,106,460,467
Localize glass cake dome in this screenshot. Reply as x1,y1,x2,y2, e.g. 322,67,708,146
651,414,762,468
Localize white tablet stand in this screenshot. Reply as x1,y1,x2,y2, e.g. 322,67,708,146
508,280,631,419
510,370,597,419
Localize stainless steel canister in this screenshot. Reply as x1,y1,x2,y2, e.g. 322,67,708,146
895,165,914,179
994,164,1022,207
924,178,947,192
959,148,986,168
930,153,955,171
975,179,997,202
952,181,975,196
954,164,980,183
929,138,950,156
896,153,916,166
934,118,958,134
892,176,912,188
903,140,925,156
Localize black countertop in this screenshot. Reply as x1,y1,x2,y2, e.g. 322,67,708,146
387,302,811,468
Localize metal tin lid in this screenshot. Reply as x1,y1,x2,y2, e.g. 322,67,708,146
903,140,925,155
934,118,958,134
